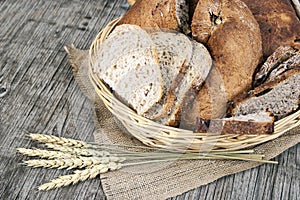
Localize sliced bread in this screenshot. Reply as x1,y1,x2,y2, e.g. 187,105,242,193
93,24,163,115
143,31,193,120
230,68,300,120
194,111,274,135
253,46,298,87
94,24,156,80
163,40,213,126
143,32,212,126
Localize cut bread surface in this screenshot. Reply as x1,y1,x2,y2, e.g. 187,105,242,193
143,31,193,120
93,24,163,115
166,40,212,126
231,69,300,120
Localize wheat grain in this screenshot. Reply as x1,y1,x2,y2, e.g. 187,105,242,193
17,148,75,159
23,154,125,170
29,133,91,148
45,143,110,157
38,162,121,191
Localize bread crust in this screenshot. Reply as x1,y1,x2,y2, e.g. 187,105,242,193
194,112,274,135
189,0,262,121
118,0,189,33
242,0,300,58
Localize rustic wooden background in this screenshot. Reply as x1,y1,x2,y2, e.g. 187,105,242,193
0,0,299,199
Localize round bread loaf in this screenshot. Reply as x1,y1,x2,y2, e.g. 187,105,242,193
118,0,190,34
242,0,300,58
185,0,262,125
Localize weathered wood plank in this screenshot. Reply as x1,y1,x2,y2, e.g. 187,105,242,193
0,0,299,199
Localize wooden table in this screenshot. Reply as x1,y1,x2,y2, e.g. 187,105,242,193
0,0,299,199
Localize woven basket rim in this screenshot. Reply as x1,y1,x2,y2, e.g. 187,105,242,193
87,18,300,152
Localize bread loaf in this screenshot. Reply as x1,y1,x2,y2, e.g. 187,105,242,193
230,68,300,120
195,111,274,135
93,25,163,115
188,0,262,121
118,0,190,34
241,0,300,58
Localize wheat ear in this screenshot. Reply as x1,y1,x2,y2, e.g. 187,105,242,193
29,133,91,148
38,162,121,191
23,155,125,170
45,143,110,157
17,148,75,159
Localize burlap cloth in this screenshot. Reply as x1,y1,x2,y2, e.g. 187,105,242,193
66,45,300,200
92,99,299,200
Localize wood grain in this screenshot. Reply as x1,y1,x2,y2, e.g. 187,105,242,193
0,0,299,199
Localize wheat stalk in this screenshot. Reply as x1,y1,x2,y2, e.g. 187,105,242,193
38,162,121,191
44,143,111,157
17,148,75,159
29,133,91,148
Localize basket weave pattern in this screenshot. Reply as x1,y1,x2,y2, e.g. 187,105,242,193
88,19,300,152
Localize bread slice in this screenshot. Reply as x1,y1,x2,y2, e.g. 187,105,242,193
94,24,155,76
164,40,213,126
194,111,274,135
143,31,193,120
230,68,300,120
118,0,190,34
267,53,300,83
93,24,163,115
253,46,297,87
143,32,212,126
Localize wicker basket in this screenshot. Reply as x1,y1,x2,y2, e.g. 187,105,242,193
88,18,300,152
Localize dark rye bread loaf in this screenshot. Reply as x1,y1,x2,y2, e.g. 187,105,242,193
230,68,300,120
241,0,300,58
184,0,262,124
195,111,274,135
118,0,190,34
